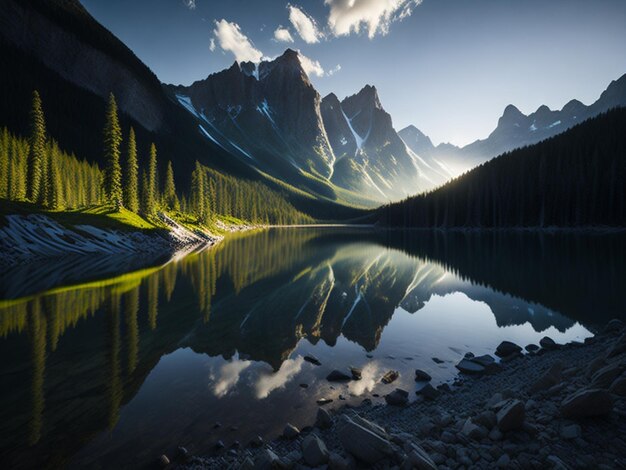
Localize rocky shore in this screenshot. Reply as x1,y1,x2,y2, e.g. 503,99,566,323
164,319,626,469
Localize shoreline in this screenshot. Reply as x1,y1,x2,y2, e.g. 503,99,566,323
169,320,626,469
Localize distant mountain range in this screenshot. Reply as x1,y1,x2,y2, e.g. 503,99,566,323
1,0,625,206
400,73,626,176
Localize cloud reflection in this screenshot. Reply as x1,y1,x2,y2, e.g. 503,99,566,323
255,356,304,399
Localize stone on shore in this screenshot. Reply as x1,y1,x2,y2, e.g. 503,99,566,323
495,341,522,357
456,358,486,375
302,434,329,466
416,383,440,400
327,370,352,382
591,362,626,388
328,452,352,470
496,399,525,431
525,344,540,352
337,414,393,464
540,336,558,350
561,389,613,418
415,369,432,382
385,388,409,406
560,424,582,440
461,418,489,440
255,449,281,470
404,441,437,469
316,407,333,429
610,374,626,396
381,370,399,384
283,423,300,439
529,361,563,394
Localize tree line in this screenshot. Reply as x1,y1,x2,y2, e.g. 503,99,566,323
0,90,311,225
381,108,626,228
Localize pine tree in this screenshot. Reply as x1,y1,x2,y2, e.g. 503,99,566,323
124,127,139,212
162,160,179,211
103,93,123,210
0,128,9,198
190,161,205,222
146,143,158,215
140,169,150,215
26,91,46,203
46,142,64,210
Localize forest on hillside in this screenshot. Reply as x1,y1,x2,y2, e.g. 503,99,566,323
0,91,312,226
381,108,626,228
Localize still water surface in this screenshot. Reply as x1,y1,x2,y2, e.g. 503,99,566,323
0,228,625,468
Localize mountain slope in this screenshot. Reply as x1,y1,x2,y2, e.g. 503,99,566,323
382,108,626,227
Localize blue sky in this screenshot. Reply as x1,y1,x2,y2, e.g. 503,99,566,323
82,0,626,146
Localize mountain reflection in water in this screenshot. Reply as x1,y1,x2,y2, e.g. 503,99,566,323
0,228,624,469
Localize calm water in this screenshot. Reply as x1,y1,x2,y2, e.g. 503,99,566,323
1,228,625,469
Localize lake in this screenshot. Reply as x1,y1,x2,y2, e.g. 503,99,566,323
0,228,625,469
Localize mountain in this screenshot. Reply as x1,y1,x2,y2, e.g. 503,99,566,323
382,107,626,228
320,85,423,200
398,125,456,186
0,0,367,220
401,73,626,176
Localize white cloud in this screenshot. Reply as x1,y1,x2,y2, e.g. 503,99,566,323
274,26,294,43
209,37,216,52
255,356,304,399
182,0,196,10
213,19,264,63
327,64,342,76
325,0,422,39
288,5,322,44
210,359,252,398
298,52,325,78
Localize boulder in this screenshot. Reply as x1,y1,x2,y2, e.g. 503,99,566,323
302,434,329,466
337,414,393,464
529,361,563,394
255,449,281,470
381,370,400,384
385,388,409,406
610,374,626,396
561,389,613,418
304,355,321,366
404,441,437,469
327,370,351,382
495,341,522,357
607,333,626,358
416,383,439,400
283,423,300,439
414,369,432,382
316,407,333,429
456,358,486,375
350,367,362,380
496,399,525,431
591,362,626,389
539,336,558,350
461,418,489,440
471,354,496,367
604,319,624,334
525,344,540,352
474,410,497,430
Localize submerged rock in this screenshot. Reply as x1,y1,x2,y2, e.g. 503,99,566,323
350,367,362,380
414,369,432,382
304,355,321,366
381,370,400,384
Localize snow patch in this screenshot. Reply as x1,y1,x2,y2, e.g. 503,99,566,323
548,120,561,129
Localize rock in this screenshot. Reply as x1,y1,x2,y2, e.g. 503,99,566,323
214,440,225,450
302,434,329,466
546,455,571,469
489,428,503,441
461,418,489,440
586,356,606,379
525,344,540,352
432,357,444,364
607,333,626,358
404,441,437,469
299,383,308,388
414,369,432,382
250,435,264,447
304,355,321,366
227,449,238,458
327,370,351,382
496,454,510,468
561,389,613,418
337,414,393,464
529,361,563,394
281,450,303,468
158,454,170,467
176,447,189,461
316,407,333,429
456,358,486,375
385,388,409,406
416,383,439,400
317,398,333,405
604,319,624,333
471,354,496,367
474,410,497,430
560,424,581,440
283,423,300,439
381,370,400,384
610,374,626,396
350,367,362,380
239,457,255,470
255,448,281,470
539,336,558,350
591,362,626,388
495,341,522,357
328,452,352,470
496,399,525,431
486,392,504,407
